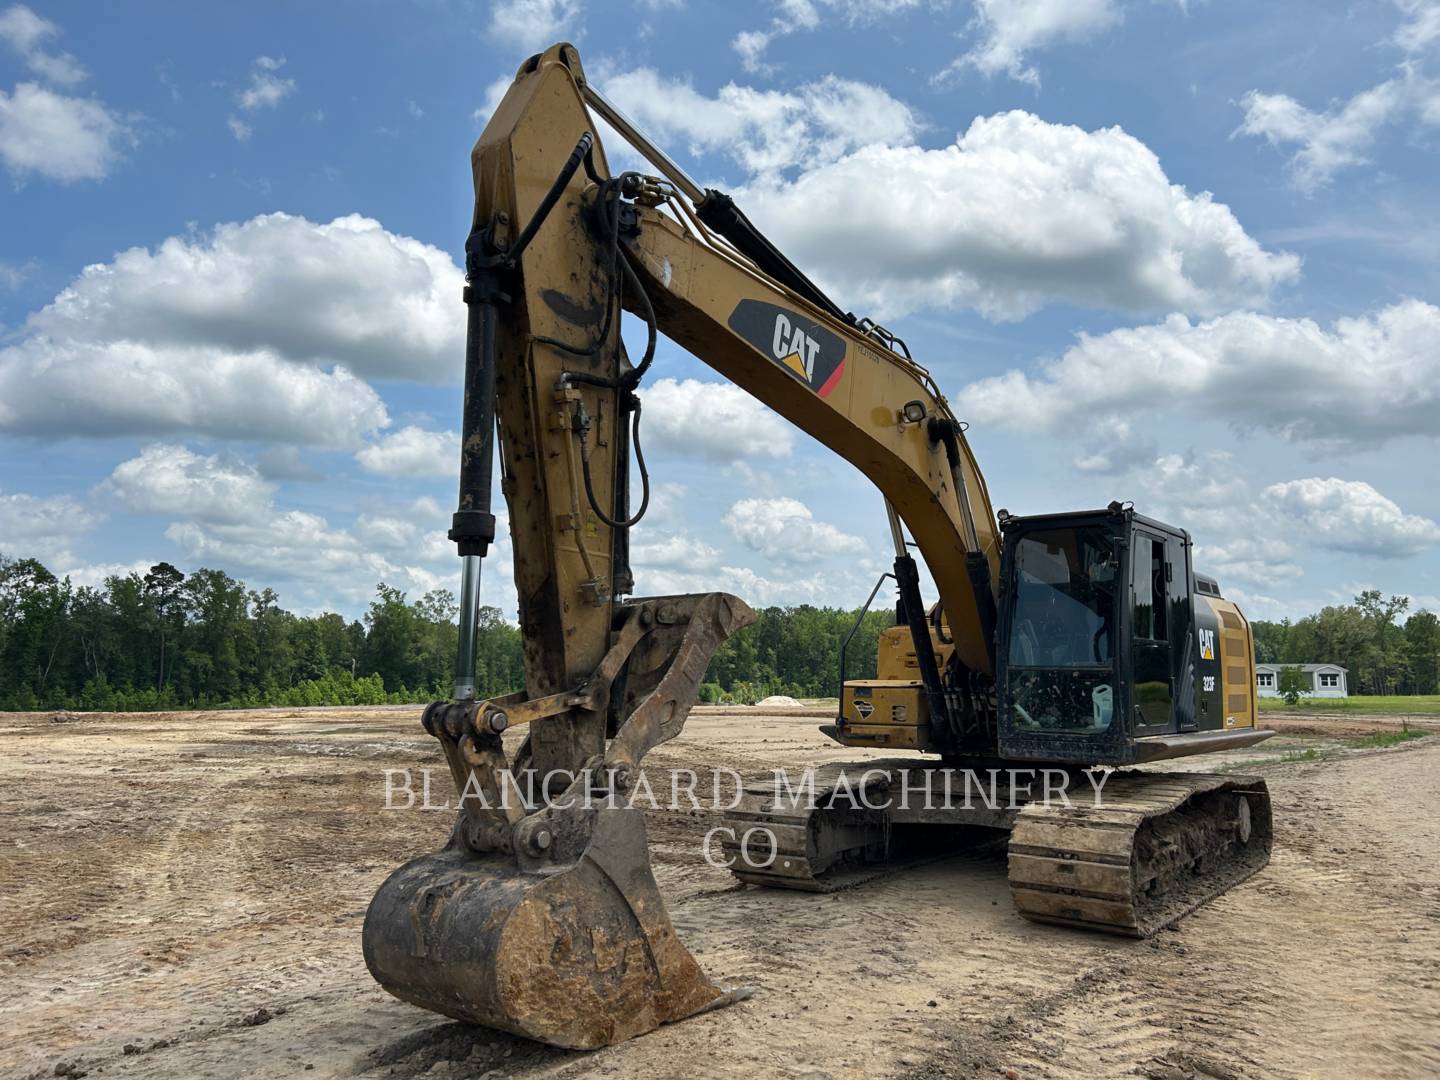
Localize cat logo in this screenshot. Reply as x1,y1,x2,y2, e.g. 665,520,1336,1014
854,699,874,721
1199,628,1216,661
727,299,846,397
771,312,821,380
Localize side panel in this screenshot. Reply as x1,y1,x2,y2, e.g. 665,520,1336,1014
1208,597,1257,728
839,680,930,750
1192,598,1225,731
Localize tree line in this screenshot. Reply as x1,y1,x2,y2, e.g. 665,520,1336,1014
0,552,890,712
1251,590,1439,696
4,551,1435,712
0,554,522,711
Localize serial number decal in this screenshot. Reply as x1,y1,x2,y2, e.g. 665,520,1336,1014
728,299,846,397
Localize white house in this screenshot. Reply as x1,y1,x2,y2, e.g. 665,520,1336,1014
1254,663,1348,699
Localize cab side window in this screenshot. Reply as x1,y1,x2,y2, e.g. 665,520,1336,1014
1133,537,1168,640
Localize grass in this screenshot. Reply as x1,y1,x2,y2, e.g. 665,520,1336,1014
1258,694,1440,715
1216,753,1317,773
1343,728,1430,750
1215,727,1431,773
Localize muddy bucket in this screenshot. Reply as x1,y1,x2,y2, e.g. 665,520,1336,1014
363,806,738,1049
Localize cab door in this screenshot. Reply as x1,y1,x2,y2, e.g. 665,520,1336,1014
1130,530,1176,734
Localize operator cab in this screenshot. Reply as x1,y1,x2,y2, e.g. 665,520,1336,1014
995,503,1200,764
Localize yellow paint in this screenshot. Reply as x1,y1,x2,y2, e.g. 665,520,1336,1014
838,680,930,749
1204,596,1257,729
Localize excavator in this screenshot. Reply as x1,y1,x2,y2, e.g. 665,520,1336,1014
362,43,1276,1050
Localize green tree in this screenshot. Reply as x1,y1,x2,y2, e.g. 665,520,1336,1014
1356,590,1409,695
1277,666,1309,705
364,584,423,692
1250,619,1288,664
142,562,187,692
183,568,249,703
0,557,71,705
1403,610,1440,695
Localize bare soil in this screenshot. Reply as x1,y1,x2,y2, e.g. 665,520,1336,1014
2,707,1437,1079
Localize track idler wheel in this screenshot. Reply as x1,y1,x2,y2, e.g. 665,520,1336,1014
363,807,739,1049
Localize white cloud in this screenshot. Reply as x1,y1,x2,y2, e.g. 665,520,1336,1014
0,488,102,566
100,444,275,524
732,0,822,72
741,110,1297,320
237,55,294,111
472,76,511,126
1071,417,1155,474
1234,75,1431,191
1084,451,1290,588
59,559,161,590
355,498,452,563
161,491,470,611
635,561,857,607
228,55,294,141
723,496,866,562
0,4,46,51
0,81,130,182
600,67,919,175
630,532,723,571
490,0,582,51
0,4,87,86
1194,537,1303,588
1222,585,1292,622
962,299,1440,448
950,0,1122,87
1394,0,1440,53
24,212,464,382
641,378,795,461
0,338,388,446
356,426,460,477
1264,478,1440,558
1076,452,1438,599
0,258,28,288
0,211,467,445
1134,452,1251,513
166,510,447,606
643,482,689,526
731,0,924,73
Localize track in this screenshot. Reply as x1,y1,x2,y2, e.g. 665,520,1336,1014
719,761,1274,939
1008,772,1273,935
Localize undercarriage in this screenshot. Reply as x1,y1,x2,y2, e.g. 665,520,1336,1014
722,761,1273,937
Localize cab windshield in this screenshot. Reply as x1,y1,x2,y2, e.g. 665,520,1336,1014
1008,526,1117,667
1006,525,1118,733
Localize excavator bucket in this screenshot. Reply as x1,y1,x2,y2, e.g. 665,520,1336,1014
364,592,755,1049
364,809,734,1049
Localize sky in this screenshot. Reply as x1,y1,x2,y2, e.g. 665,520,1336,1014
2,0,1439,624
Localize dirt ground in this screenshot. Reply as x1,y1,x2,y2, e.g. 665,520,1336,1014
3,706,1438,1080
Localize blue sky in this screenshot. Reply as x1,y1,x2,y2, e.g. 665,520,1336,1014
2,0,1439,622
